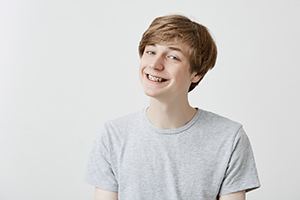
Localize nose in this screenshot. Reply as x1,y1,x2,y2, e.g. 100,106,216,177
150,55,164,71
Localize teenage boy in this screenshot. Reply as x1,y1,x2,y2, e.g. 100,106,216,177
86,14,261,200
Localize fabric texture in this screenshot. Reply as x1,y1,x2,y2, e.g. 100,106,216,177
85,107,261,199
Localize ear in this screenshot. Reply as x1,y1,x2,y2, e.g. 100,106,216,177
190,72,202,83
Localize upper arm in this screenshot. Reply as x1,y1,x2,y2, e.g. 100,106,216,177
218,191,245,200
95,187,118,200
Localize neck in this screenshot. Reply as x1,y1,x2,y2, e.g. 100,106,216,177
146,97,198,129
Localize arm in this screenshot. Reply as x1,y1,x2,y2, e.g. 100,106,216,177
218,191,245,200
95,187,118,200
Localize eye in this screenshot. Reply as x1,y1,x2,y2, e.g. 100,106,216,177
145,50,155,55
167,55,180,61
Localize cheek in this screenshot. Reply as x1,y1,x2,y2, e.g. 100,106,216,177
139,59,147,70
138,65,146,79
172,67,186,77
139,58,150,74
174,69,192,84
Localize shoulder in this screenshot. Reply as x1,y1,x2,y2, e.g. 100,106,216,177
199,108,243,137
106,109,143,128
97,109,144,137
200,109,242,126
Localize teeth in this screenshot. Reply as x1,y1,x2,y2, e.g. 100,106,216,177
148,74,163,82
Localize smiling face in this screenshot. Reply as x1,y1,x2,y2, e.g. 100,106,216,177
138,15,217,93
139,43,201,100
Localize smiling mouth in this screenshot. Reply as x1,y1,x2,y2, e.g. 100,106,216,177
146,73,168,82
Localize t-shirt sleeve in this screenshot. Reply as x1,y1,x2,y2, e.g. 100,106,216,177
218,126,261,196
85,123,118,192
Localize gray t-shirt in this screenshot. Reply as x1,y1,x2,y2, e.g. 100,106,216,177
85,107,261,199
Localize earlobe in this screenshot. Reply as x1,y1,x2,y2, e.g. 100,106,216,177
191,73,202,83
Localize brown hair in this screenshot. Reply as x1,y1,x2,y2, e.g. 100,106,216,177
138,14,217,92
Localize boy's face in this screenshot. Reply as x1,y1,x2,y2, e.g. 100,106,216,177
139,42,201,99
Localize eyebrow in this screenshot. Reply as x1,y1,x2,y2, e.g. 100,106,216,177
148,44,184,53
168,46,183,52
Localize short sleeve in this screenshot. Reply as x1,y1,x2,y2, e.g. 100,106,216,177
85,124,118,192
218,126,261,196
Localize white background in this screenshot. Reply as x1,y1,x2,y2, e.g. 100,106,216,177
1,0,299,199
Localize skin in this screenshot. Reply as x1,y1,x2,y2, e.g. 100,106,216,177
139,43,201,129
94,42,246,200
219,191,246,200
95,188,118,200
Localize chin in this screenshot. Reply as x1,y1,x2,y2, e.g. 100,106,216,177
143,89,160,97
143,88,170,100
